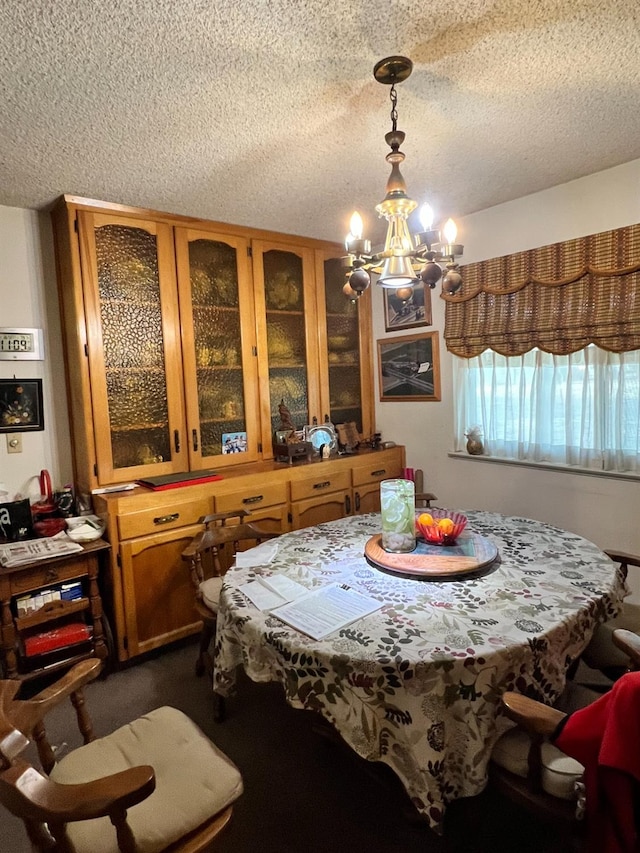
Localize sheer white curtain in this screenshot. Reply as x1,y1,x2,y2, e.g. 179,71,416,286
453,346,640,473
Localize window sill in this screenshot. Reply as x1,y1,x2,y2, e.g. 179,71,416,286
447,451,639,483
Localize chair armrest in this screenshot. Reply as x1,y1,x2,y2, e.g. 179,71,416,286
501,692,566,737
1,759,155,822
604,550,640,581
612,628,640,668
7,659,102,735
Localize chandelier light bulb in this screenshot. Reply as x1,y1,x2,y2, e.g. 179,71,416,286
443,218,458,245
419,203,434,231
350,211,364,240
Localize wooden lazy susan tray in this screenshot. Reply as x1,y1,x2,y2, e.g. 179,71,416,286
364,532,499,580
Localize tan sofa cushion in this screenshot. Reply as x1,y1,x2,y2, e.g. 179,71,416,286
49,706,243,853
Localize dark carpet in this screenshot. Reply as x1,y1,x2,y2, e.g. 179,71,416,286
2,639,567,852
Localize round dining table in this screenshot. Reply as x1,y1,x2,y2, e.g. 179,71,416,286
213,510,626,830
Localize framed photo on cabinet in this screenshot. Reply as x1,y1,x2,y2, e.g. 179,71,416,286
377,332,441,402
383,283,432,332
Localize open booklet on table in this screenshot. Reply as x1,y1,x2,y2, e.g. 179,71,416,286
239,574,383,641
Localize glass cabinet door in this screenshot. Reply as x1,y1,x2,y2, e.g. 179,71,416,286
174,228,261,468
316,252,375,442
77,211,188,483
252,241,320,453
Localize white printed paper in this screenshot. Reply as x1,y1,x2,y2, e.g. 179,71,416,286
239,573,308,610
270,583,382,640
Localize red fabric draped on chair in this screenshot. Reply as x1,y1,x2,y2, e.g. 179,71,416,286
553,670,640,853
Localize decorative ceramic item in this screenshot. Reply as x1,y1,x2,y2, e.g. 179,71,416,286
380,478,416,553
465,426,484,455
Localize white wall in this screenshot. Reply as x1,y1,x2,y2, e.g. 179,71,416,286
0,207,72,500
373,158,640,560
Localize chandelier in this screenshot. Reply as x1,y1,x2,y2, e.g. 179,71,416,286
342,56,463,300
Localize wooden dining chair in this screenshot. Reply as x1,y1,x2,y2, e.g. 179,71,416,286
489,628,640,851
579,550,640,682
413,468,437,508
181,511,280,718
0,658,243,853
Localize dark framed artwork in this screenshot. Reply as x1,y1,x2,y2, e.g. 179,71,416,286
377,332,441,402
383,283,432,332
0,379,45,431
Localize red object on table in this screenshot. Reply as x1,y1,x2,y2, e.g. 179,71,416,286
23,623,91,656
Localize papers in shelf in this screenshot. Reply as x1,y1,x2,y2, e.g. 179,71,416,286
239,574,308,610
0,535,84,568
270,583,383,641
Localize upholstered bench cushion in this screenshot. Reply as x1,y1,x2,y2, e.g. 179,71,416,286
200,576,224,612
49,706,243,853
492,727,584,800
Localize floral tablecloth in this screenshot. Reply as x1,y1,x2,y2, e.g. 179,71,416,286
214,511,626,830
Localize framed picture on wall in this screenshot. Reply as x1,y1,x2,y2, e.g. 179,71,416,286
383,283,432,332
377,332,441,402
0,379,44,432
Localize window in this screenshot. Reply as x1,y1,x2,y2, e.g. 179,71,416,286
453,346,640,473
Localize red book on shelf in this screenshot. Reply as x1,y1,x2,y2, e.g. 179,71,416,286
23,623,91,656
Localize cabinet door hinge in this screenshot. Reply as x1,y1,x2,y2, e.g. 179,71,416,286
74,217,78,233
116,553,121,567
123,636,128,650
252,345,257,357
84,343,89,357
93,463,98,476
287,512,293,524
247,245,253,258
258,442,262,453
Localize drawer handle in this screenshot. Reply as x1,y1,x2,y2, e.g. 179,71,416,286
153,513,179,525
242,495,264,504
371,469,386,477
313,481,331,490
44,568,59,583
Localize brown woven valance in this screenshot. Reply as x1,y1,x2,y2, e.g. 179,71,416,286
443,222,640,357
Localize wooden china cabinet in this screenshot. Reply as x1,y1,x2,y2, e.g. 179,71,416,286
51,195,388,662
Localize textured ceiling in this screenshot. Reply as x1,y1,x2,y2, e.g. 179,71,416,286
1,0,639,244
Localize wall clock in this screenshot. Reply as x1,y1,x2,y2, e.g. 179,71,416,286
0,328,44,360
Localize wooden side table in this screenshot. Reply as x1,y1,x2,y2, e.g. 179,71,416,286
0,539,110,680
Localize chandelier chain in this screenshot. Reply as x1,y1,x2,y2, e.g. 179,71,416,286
389,82,398,132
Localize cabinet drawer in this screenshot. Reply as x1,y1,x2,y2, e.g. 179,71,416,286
117,497,212,540
215,483,288,515
352,458,403,487
9,558,92,596
290,470,351,502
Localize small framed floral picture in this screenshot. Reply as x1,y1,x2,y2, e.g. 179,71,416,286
0,379,44,432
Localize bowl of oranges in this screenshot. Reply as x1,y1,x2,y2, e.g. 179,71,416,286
415,509,468,546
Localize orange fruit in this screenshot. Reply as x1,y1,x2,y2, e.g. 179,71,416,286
417,512,434,527
437,517,455,534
